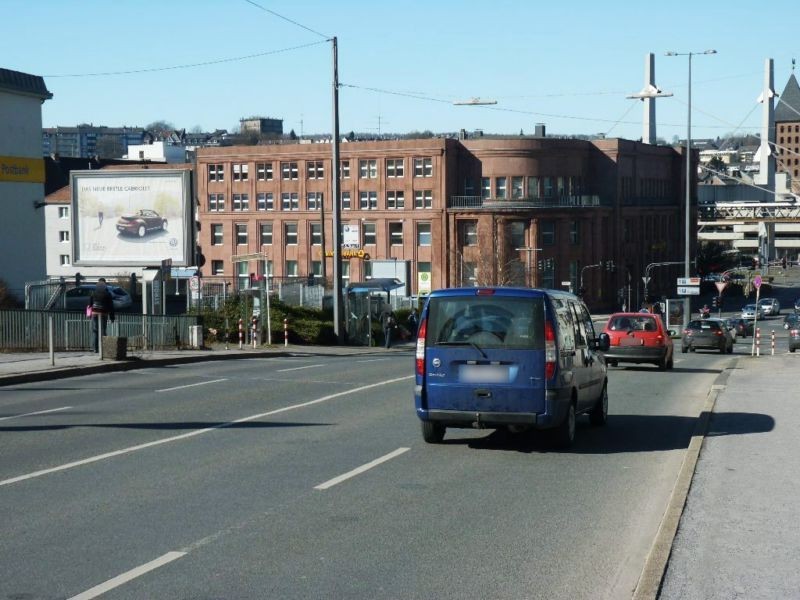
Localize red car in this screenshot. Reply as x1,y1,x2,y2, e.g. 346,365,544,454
601,312,674,370
116,209,168,237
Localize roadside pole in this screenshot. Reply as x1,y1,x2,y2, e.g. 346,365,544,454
48,314,54,366
751,275,762,357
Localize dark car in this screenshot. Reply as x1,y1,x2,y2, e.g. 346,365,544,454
790,327,800,353
681,318,734,354
64,284,133,311
116,209,168,237
728,318,755,338
784,313,800,330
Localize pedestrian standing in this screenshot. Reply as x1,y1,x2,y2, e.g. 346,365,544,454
407,309,419,337
89,278,115,352
382,309,397,349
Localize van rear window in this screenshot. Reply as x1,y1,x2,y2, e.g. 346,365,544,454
426,296,544,349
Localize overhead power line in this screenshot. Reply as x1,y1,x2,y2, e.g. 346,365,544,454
242,0,330,39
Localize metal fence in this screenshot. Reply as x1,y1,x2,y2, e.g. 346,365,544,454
0,309,200,352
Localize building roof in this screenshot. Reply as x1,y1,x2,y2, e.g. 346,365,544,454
0,67,52,100
776,73,800,123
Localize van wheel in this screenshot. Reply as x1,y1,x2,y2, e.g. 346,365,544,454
553,402,576,447
421,421,445,444
589,384,608,426
667,356,674,369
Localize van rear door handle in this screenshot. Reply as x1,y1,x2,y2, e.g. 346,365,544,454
475,389,492,398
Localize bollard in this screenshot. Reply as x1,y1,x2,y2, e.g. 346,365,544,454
252,317,258,349
238,318,243,350
771,330,775,356
756,327,760,357
284,318,288,347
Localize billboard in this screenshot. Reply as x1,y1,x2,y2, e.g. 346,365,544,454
71,169,192,266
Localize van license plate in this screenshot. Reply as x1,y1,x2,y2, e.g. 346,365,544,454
460,364,509,383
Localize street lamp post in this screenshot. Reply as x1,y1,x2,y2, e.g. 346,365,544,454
665,49,716,329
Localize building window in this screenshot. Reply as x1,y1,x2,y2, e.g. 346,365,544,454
341,191,351,210
389,222,403,246
208,193,224,212
312,260,322,277
307,192,323,211
307,160,324,179
256,162,273,181
341,261,350,287
510,221,525,248
387,190,405,209
233,193,249,211
340,160,350,179
364,261,373,279
237,261,249,289
363,222,376,245
463,262,477,286
359,159,377,179
511,177,524,199
286,260,298,277
58,206,69,219
417,223,431,246
464,178,475,196
557,177,566,196
281,162,298,180
414,157,433,177
543,177,554,197
309,222,322,246
233,163,249,182
281,193,299,211
459,221,478,246
414,190,432,209
570,220,580,245
60,254,70,266
235,224,248,246
359,191,378,210
285,222,298,245
386,158,404,178
208,163,224,182
257,192,273,211
211,260,224,275
211,224,223,245
59,230,70,242
541,220,556,245
496,177,507,199
260,223,272,245
481,178,491,199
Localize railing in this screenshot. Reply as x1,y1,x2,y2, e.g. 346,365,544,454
448,195,604,209
0,309,200,352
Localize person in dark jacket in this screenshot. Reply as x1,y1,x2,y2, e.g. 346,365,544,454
381,309,397,349
89,278,115,352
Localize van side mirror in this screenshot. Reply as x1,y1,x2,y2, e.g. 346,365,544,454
590,332,610,352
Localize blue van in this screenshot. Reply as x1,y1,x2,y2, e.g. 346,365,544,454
414,287,610,446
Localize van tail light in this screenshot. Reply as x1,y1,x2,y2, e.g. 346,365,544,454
415,318,427,377
544,320,556,380
791,329,799,336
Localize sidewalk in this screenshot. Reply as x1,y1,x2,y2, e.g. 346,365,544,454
0,341,414,386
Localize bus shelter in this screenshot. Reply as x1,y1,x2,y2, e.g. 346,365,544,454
345,278,404,346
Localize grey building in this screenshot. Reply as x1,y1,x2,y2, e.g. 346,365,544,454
42,125,145,158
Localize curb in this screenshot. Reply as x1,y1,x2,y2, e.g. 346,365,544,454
631,358,738,600
0,345,414,387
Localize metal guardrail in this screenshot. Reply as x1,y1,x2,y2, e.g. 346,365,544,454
448,195,604,209
0,309,200,352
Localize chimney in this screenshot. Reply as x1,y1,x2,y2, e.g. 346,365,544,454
534,123,546,138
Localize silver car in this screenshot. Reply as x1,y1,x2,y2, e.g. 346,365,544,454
741,304,765,320
64,284,133,311
757,297,780,316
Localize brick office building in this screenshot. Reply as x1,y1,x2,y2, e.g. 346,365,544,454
196,135,691,311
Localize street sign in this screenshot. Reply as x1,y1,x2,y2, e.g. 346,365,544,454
677,277,701,286
171,266,198,279
189,276,200,292
678,286,700,295
753,275,762,289
715,281,728,294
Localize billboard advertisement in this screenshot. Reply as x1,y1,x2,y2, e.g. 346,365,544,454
70,169,192,266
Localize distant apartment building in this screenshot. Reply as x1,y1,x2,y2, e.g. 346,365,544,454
197,136,691,310
42,125,145,159
0,67,52,301
239,116,283,136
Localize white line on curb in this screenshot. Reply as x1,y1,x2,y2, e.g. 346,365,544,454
0,406,71,422
68,551,186,600
314,448,410,490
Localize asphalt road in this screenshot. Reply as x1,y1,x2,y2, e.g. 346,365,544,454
0,347,745,599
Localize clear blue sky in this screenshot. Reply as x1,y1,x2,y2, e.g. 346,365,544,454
3,0,798,142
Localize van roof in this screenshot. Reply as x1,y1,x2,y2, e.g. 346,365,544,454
427,286,580,300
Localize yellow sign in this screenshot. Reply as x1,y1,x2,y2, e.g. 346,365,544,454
324,248,370,259
0,156,45,183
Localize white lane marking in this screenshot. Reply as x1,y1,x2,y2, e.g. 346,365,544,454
0,375,414,488
68,551,186,600
356,358,390,363
314,447,410,490
156,378,228,393
276,363,324,372
0,406,71,422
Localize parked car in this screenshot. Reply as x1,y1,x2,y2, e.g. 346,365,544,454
784,313,800,330
414,287,610,447
64,284,133,311
741,304,765,320
116,209,168,237
790,326,800,353
757,297,780,316
601,312,674,369
682,318,734,354
728,318,755,338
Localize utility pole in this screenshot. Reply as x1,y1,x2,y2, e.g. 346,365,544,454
331,36,344,343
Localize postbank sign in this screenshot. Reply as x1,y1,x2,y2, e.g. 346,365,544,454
0,156,45,183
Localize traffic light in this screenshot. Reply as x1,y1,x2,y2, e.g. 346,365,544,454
712,296,718,308
605,260,615,272
538,260,544,271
